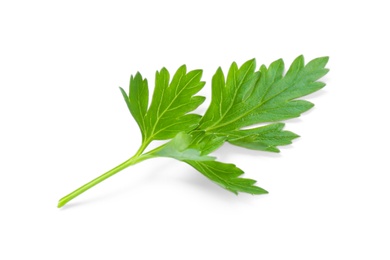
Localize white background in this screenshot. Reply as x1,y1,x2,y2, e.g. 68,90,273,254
1,0,389,259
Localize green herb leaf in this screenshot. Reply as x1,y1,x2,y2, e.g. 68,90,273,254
58,56,329,208
198,56,328,151
121,65,206,143
150,132,266,194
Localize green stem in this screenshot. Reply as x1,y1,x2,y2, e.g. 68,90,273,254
57,152,151,208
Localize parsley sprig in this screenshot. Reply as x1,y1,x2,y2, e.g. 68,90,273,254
58,55,329,208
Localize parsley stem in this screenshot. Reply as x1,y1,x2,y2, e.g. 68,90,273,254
58,150,151,208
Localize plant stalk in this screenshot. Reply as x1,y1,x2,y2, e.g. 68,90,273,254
57,151,151,208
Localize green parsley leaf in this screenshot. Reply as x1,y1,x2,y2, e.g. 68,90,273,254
150,132,267,194
58,55,329,208
198,56,328,150
120,65,205,144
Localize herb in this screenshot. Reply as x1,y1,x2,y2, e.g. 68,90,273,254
58,55,329,208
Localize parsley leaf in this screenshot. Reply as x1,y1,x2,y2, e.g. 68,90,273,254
58,56,329,208
150,132,267,194
199,56,328,150
120,65,205,146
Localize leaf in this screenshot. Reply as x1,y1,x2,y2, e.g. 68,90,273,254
150,132,267,194
121,65,206,143
197,55,329,152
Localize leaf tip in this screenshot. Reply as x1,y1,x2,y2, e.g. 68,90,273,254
159,67,169,76
247,58,256,65
134,71,143,80
119,86,128,97
320,56,330,64
291,133,300,140
261,189,269,194
267,147,281,153
307,100,315,108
